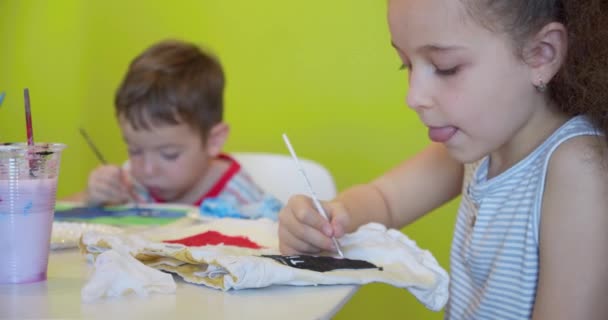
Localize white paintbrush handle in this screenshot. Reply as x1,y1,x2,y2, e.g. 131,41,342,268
282,133,344,258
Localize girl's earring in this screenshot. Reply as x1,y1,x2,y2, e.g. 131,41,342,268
535,78,547,93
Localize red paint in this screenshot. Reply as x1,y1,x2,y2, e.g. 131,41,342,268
163,230,263,249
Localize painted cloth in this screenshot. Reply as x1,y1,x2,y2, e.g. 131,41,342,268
81,219,449,311
81,249,176,302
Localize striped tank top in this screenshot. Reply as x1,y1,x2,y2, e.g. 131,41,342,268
445,116,601,319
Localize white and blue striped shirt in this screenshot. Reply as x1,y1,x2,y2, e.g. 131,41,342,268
446,116,601,319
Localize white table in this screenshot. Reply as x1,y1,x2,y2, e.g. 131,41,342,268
0,249,358,319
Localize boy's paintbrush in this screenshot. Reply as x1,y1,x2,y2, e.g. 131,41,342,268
282,133,345,258
79,127,140,209
79,128,107,164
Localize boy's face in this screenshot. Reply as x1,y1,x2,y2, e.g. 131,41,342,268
387,0,553,164
119,117,214,202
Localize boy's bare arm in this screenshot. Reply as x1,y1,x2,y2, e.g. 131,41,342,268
337,143,464,233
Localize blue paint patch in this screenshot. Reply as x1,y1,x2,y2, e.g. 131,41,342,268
0,91,5,107
54,206,189,220
23,200,33,215
199,195,282,220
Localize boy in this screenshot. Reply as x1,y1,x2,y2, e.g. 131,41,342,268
71,39,268,209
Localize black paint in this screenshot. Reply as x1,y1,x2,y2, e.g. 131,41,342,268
261,255,382,272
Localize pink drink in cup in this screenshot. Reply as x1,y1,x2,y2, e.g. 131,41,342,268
0,143,65,284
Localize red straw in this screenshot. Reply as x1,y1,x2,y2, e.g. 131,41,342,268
24,88,34,145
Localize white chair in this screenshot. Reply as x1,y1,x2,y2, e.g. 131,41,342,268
232,152,337,204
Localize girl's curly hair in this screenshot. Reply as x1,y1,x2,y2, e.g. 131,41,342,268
464,0,608,137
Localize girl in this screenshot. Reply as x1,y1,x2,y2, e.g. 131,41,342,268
278,0,608,319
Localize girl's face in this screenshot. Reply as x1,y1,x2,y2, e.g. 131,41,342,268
388,0,554,164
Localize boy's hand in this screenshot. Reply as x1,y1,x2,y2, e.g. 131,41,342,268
85,165,132,206
278,195,350,255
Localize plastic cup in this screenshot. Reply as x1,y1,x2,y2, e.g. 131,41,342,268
0,143,65,284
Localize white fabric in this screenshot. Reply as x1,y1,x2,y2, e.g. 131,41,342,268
81,249,176,302
81,221,448,311
339,223,449,311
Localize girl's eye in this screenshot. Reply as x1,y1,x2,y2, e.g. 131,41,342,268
435,66,460,76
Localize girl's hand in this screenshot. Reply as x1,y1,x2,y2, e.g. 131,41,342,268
278,194,350,255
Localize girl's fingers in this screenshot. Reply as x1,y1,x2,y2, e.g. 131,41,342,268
279,198,336,253
278,225,322,255
289,199,333,237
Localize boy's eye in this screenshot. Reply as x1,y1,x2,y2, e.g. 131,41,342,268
128,148,142,156
435,66,460,76
161,153,180,161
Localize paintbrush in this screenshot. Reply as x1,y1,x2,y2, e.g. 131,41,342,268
24,89,34,146
23,88,39,176
282,133,345,258
79,127,140,210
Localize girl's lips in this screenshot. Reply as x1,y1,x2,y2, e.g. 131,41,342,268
428,126,458,143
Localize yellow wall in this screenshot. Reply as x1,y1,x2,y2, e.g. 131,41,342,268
0,1,457,318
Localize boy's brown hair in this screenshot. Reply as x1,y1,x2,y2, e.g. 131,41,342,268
115,39,225,140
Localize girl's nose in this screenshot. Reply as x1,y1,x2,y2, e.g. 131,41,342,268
406,70,432,111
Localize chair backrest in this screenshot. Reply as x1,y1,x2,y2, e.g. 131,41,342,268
232,152,337,204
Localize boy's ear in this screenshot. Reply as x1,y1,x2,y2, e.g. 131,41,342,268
523,22,568,88
205,122,230,157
